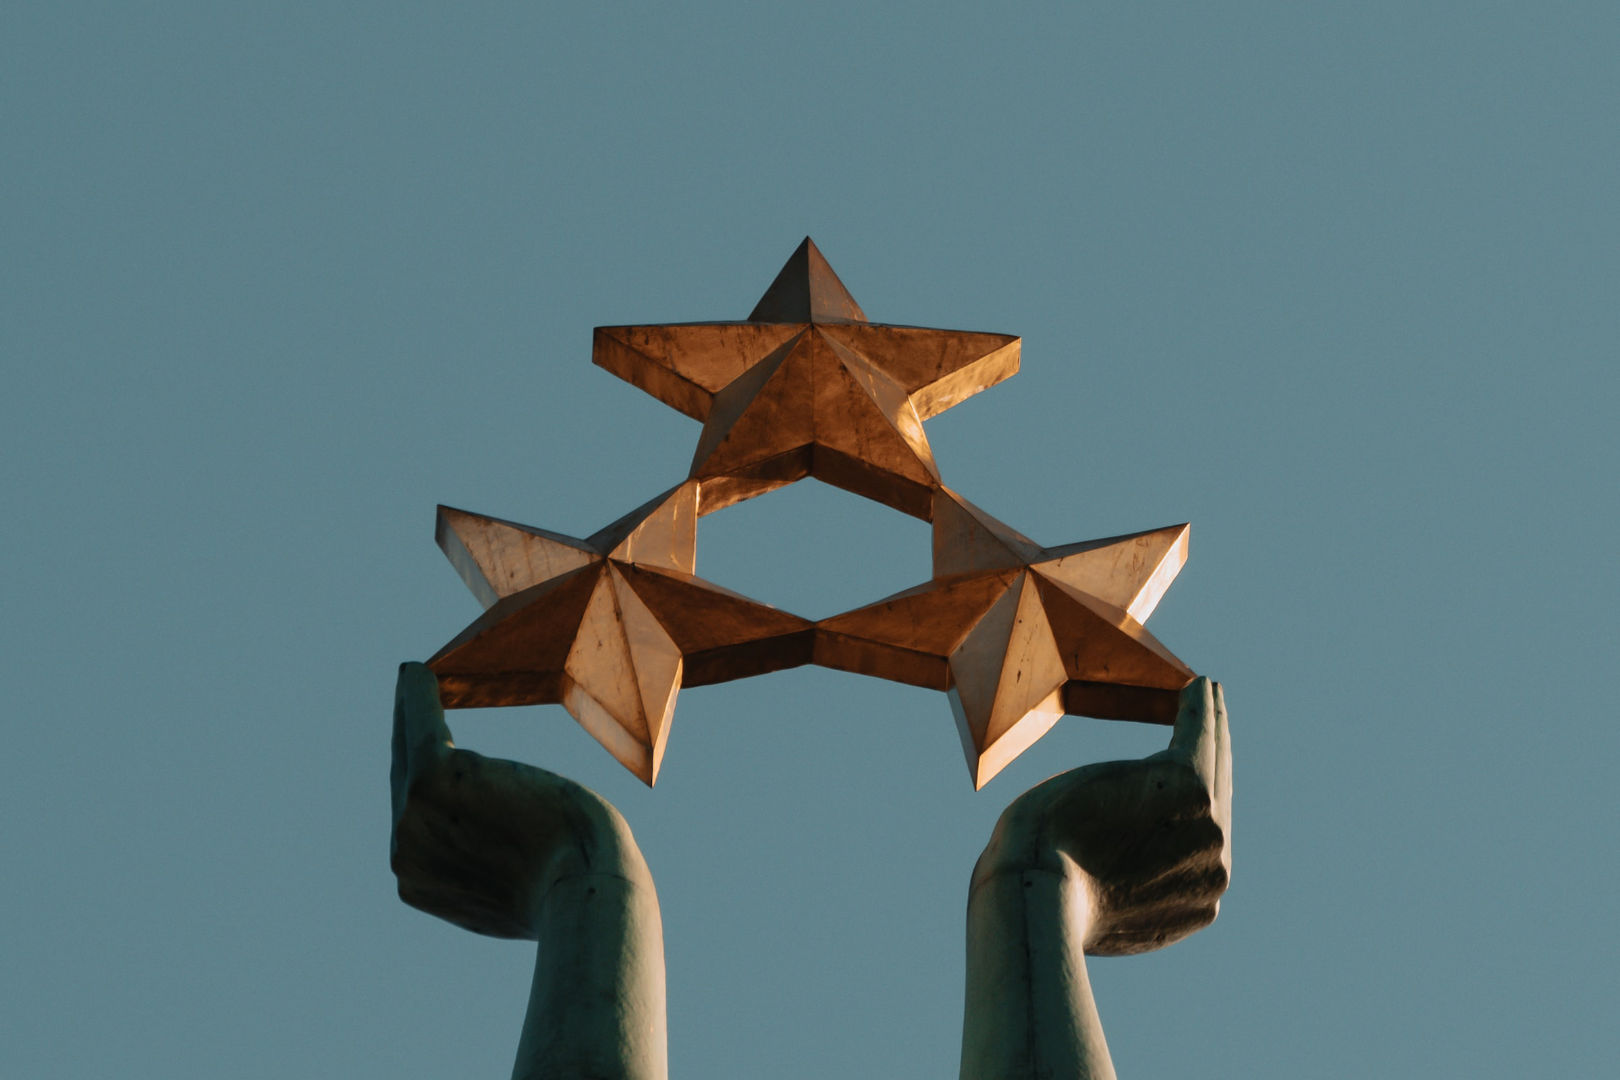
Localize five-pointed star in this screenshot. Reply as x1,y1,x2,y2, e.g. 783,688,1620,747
592,238,1021,519
814,488,1195,789
427,481,812,785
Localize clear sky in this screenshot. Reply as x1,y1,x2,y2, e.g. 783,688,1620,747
6,4,1617,1077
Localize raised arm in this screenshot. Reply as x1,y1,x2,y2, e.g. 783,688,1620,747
391,662,669,1080
960,678,1232,1080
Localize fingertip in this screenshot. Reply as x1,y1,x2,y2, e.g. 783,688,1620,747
1177,675,1212,715
396,661,438,695
394,664,447,732
395,662,453,750
1168,676,1214,757
1212,679,1233,827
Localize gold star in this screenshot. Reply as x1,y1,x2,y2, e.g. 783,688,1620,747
427,482,813,785
816,488,1194,789
592,238,1021,518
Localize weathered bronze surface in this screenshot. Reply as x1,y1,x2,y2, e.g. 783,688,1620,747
816,488,1192,788
427,239,1197,787
593,238,1020,519
429,487,812,785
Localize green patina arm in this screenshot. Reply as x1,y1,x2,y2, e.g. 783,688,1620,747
390,665,1227,1080
391,663,668,1080
960,678,1232,1080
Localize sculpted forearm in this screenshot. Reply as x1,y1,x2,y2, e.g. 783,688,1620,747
391,664,669,1080
959,678,1232,1080
392,664,1226,1080
961,859,1115,1080
513,867,667,1080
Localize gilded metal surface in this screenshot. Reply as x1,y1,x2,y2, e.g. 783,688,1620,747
426,239,1198,787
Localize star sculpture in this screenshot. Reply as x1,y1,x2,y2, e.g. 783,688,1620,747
423,239,1199,788
592,238,1021,519
427,481,812,785
815,488,1193,789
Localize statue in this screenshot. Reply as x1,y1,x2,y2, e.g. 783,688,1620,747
391,240,1233,1077
392,664,1230,1079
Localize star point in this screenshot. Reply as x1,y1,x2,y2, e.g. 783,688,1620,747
747,237,867,324
1031,522,1189,623
948,571,1068,790
561,566,681,785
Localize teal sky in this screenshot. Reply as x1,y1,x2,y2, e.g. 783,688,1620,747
6,4,1617,1077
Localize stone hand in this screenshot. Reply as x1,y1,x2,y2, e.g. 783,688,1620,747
390,661,653,940
974,676,1232,956
390,662,669,1079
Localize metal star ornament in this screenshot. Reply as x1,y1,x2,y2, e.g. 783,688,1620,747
592,238,1021,518
427,483,812,785
422,239,1200,788
815,488,1194,789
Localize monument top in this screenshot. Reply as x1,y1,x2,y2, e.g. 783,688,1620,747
426,240,1196,788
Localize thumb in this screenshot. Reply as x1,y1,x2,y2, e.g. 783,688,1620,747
392,662,454,823
1165,676,1219,793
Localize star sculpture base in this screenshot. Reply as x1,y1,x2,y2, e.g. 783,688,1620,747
426,239,1196,788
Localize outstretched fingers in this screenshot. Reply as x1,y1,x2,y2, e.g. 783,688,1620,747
1167,676,1220,791
1163,676,1233,893
391,661,455,823
1211,682,1232,832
